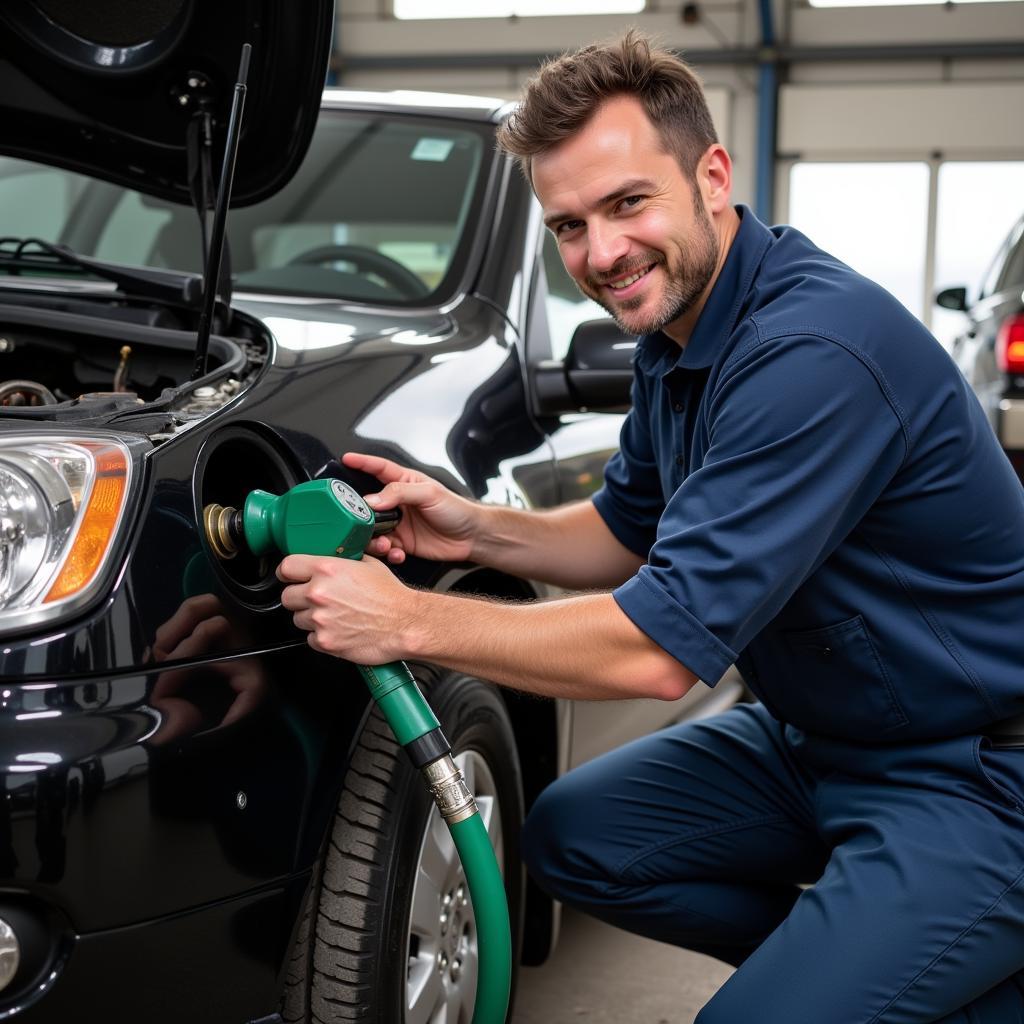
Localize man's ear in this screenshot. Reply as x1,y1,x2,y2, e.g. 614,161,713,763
699,144,733,214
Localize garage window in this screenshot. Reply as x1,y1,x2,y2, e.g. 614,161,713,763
788,161,930,320
932,161,1024,348
394,0,643,18
787,159,1024,349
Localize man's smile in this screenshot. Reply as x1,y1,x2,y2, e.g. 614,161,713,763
602,262,657,299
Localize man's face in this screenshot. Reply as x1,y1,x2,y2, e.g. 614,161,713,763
533,95,719,338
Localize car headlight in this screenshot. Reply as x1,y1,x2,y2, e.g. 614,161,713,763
0,437,133,633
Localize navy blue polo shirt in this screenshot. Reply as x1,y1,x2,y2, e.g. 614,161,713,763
593,205,1024,742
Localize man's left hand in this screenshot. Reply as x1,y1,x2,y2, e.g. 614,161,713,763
278,554,416,664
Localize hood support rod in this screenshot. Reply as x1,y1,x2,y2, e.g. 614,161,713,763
191,43,251,382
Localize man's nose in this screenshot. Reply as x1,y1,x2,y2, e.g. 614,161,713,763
587,221,629,275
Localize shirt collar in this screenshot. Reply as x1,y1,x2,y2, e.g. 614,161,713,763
634,204,773,375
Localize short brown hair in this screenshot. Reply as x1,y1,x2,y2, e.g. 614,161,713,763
496,31,718,184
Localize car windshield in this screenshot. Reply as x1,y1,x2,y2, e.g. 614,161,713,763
0,109,491,306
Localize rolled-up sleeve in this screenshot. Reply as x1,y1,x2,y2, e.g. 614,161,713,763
592,372,666,558
612,332,908,684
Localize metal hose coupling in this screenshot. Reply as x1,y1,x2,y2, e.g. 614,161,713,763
422,754,478,825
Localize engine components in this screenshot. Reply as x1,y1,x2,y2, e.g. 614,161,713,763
0,380,57,407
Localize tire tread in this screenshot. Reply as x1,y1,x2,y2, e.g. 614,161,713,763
283,668,523,1024
309,703,409,1023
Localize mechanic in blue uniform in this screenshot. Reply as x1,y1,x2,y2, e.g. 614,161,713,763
278,32,1024,1023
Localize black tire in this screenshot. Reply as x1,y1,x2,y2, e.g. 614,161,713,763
283,667,524,1024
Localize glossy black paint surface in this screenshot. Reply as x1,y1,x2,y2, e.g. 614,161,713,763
3,645,359,925
0,98,617,1020
1,298,554,676
10,879,308,1024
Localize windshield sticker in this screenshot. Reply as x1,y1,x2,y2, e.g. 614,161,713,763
411,138,455,162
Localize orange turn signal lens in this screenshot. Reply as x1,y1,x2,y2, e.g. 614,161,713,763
43,443,130,604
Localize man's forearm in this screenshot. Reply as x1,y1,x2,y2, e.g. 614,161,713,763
405,589,696,701
471,500,645,591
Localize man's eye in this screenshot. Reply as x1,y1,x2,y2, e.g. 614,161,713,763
556,220,583,235
621,195,643,210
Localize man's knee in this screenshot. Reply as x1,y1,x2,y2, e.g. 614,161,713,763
521,772,620,903
521,777,579,894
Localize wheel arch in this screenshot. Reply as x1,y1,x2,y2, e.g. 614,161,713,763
284,564,564,1018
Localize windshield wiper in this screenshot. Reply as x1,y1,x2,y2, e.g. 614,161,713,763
0,237,207,310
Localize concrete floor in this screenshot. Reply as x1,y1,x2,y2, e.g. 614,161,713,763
511,908,734,1024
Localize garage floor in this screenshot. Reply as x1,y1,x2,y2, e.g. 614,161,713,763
511,908,735,1023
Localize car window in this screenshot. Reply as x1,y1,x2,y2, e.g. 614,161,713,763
96,191,174,266
541,231,607,361
0,161,80,241
994,217,1024,294
978,237,1010,300
0,110,491,307
230,114,487,302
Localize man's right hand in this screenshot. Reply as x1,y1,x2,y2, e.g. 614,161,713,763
342,451,481,565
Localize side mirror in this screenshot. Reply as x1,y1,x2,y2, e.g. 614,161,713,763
935,286,968,312
532,318,636,415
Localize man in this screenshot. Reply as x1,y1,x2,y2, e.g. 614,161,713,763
279,33,1024,1022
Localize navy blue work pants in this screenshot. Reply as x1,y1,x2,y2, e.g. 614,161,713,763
522,702,1024,1023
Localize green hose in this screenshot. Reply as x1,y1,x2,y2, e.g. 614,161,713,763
218,480,513,1024
358,663,512,1024
450,813,513,1024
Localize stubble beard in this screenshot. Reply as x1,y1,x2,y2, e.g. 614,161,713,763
584,198,720,338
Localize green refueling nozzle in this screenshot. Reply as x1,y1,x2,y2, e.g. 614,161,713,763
203,479,511,1024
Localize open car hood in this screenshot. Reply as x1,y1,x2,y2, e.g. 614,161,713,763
0,0,334,206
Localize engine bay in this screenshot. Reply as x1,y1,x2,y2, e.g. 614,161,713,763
0,297,263,436
0,331,188,407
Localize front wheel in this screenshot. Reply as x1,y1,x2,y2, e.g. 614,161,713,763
284,668,524,1024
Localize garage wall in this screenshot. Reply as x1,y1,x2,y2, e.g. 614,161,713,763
779,4,1024,179
335,3,756,59
789,1,1024,48
333,0,1024,211
778,81,1024,160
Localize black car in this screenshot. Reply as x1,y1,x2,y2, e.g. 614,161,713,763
937,212,1024,482
0,5,743,1023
